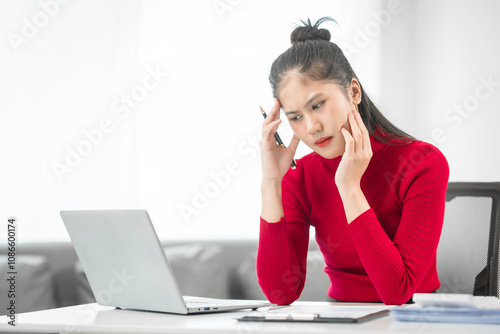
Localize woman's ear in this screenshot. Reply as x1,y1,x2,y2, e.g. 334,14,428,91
349,78,362,106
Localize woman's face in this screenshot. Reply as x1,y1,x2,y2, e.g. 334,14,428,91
278,76,360,159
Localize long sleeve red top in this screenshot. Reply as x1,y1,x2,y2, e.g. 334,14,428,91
256,135,449,305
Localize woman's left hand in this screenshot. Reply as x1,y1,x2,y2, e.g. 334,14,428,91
335,108,373,194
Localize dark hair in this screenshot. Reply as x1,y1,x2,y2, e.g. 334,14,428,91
269,17,414,144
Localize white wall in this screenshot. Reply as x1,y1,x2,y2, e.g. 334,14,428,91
378,0,500,182
1,0,499,243
414,0,500,182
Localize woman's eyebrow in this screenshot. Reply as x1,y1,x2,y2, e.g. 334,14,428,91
284,93,324,115
304,93,324,108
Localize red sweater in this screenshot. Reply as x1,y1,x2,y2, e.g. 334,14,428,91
257,135,449,305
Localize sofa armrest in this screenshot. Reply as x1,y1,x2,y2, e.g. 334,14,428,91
0,255,56,315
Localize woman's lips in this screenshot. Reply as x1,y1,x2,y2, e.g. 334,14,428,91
315,136,333,148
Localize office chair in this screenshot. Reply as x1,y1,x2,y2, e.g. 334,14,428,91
436,182,500,297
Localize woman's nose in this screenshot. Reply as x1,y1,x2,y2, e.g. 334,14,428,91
305,115,322,134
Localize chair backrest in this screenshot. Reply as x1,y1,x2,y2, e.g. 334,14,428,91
436,182,500,297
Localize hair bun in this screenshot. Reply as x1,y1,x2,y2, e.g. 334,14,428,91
290,17,336,45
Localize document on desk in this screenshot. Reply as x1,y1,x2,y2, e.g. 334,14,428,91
392,294,500,324
237,304,392,323
392,305,500,324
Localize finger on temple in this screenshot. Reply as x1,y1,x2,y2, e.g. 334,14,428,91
268,99,281,120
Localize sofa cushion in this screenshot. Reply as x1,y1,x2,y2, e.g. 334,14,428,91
0,255,55,315
235,250,331,301
74,242,229,304
163,243,229,298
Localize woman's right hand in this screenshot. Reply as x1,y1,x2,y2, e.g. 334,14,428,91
260,99,300,183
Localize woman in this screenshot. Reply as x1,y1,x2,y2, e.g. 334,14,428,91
257,17,449,305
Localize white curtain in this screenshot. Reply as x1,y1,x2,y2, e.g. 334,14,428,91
0,0,379,242
1,0,499,243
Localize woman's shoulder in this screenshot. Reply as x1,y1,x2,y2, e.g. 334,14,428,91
390,139,448,164
376,138,449,198
373,127,446,161
382,139,450,184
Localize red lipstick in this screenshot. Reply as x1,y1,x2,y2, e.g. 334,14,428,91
315,136,333,148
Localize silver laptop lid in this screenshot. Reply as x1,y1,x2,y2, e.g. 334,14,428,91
60,210,188,314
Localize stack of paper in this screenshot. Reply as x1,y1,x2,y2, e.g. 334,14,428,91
392,293,500,324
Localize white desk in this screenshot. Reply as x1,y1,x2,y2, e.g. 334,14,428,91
1,302,499,334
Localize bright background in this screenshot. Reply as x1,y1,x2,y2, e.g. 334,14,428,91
1,0,499,243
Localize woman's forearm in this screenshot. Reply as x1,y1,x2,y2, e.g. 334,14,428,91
261,180,284,223
338,186,371,224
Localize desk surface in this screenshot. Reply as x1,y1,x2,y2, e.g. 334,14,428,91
1,302,499,334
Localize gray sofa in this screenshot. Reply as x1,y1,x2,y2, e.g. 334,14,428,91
0,240,331,315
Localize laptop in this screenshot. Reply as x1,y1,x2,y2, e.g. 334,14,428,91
60,209,271,314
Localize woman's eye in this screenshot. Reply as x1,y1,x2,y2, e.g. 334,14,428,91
290,115,302,122
312,102,323,110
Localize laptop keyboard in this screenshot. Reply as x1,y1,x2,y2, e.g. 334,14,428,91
184,297,263,307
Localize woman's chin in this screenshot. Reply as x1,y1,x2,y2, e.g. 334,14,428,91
314,148,343,159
